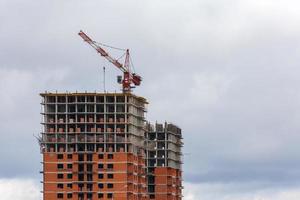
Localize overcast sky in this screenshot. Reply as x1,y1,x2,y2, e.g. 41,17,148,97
1,0,300,199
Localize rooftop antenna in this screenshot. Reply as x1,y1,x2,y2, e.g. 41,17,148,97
103,66,106,92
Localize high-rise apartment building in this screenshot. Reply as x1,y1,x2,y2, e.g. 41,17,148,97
40,92,148,200
39,92,182,200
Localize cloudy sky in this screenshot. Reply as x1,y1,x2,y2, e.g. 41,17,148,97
1,0,300,199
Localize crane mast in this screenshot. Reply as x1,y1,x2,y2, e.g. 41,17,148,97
78,30,142,93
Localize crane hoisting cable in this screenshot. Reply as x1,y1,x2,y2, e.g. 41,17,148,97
78,30,142,93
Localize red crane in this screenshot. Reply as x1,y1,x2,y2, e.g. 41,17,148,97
78,30,142,93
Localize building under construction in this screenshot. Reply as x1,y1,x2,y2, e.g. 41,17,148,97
38,31,183,200
146,123,183,199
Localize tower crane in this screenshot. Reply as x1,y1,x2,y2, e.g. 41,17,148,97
78,30,142,93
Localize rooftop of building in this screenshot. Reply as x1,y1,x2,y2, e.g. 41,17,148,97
40,91,148,104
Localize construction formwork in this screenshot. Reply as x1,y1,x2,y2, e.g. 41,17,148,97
39,92,148,200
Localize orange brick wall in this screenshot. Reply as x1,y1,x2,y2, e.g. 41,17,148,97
43,152,148,200
154,167,182,200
